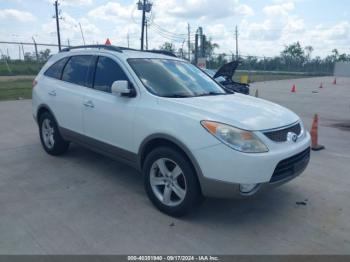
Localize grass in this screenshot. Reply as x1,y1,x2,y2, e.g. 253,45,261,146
0,61,44,76
0,79,32,101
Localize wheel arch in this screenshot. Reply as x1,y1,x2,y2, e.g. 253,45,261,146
138,134,204,192
36,104,58,125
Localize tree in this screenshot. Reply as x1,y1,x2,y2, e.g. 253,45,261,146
281,42,305,64
24,52,35,61
39,49,51,61
203,37,219,60
304,45,314,62
159,42,175,53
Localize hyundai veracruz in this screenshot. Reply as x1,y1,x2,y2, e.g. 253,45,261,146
32,45,311,216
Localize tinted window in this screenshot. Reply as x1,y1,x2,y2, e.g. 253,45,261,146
62,55,94,87
93,56,128,93
44,57,69,79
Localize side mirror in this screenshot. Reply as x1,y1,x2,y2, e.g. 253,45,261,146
111,80,134,97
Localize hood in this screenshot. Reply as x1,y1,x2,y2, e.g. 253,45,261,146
159,94,299,131
213,61,239,79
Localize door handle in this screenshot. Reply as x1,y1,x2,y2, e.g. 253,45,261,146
48,90,56,96
83,100,94,108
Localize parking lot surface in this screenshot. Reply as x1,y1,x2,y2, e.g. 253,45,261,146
0,76,349,254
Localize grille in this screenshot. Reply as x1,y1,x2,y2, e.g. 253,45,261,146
264,123,301,142
270,148,310,183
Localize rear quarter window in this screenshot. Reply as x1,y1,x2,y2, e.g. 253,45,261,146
44,57,69,79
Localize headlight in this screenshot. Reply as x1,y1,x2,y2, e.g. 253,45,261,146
201,121,268,153
299,120,306,138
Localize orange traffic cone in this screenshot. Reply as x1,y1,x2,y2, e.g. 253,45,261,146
333,78,337,85
310,114,325,151
319,82,323,89
105,38,111,46
291,84,296,93
255,89,259,97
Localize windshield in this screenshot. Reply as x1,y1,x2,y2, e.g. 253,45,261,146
128,58,227,98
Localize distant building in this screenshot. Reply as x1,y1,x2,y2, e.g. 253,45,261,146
334,62,350,77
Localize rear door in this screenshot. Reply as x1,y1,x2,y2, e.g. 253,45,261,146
41,56,69,118
54,55,95,134
82,55,137,156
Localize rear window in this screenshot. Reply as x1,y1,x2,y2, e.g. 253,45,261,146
62,55,94,87
44,57,69,79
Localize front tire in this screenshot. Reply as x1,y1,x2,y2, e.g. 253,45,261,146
143,147,201,217
39,112,69,155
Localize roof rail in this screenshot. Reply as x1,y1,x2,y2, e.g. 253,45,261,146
60,45,123,53
144,50,177,57
60,45,177,58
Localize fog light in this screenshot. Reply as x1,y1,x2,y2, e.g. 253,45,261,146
239,183,259,194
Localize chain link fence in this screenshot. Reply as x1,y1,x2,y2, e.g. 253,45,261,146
1,42,334,81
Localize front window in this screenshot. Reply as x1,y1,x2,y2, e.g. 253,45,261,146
128,59,227,98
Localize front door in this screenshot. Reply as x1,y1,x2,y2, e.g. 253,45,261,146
82,55,138,158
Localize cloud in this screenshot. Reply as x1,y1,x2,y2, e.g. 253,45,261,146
263,2,295,16
0,9,36,22
47,0,93,6
283,17,305,33
234,4,254,17
157,0,253,19
88,2,134,21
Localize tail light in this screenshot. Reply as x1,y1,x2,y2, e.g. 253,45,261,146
32,79,38,88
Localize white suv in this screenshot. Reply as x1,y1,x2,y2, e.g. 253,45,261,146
32,45,311,216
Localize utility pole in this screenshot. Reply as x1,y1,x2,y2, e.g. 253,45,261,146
187,23,191,61
201,34,206,58
137,0,152,50
21,43,25,59
78,23,86,46
32,37,39,61
140,0,146,50
54,0,62,51
145,20,148,50
194,31,198,65
127,32,130,48
235,25,239,60
197,27,204,58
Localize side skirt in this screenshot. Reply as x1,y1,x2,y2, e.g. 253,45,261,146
59,127,139,170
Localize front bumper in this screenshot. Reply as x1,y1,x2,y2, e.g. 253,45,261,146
193,132,311,198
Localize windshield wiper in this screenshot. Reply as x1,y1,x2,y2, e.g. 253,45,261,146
195,92,228,97
163,94,191,98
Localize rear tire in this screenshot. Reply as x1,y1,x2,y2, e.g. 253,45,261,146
39,112,69,155
143,147,201,217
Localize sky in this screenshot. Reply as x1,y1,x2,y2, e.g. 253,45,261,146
0,0,349,59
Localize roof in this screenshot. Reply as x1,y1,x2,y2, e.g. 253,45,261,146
59,45,179,60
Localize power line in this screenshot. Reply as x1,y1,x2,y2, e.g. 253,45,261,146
148,26,186,43
0,41,68,47
151,22,188,37
148,24,187,40
78,22,86,46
